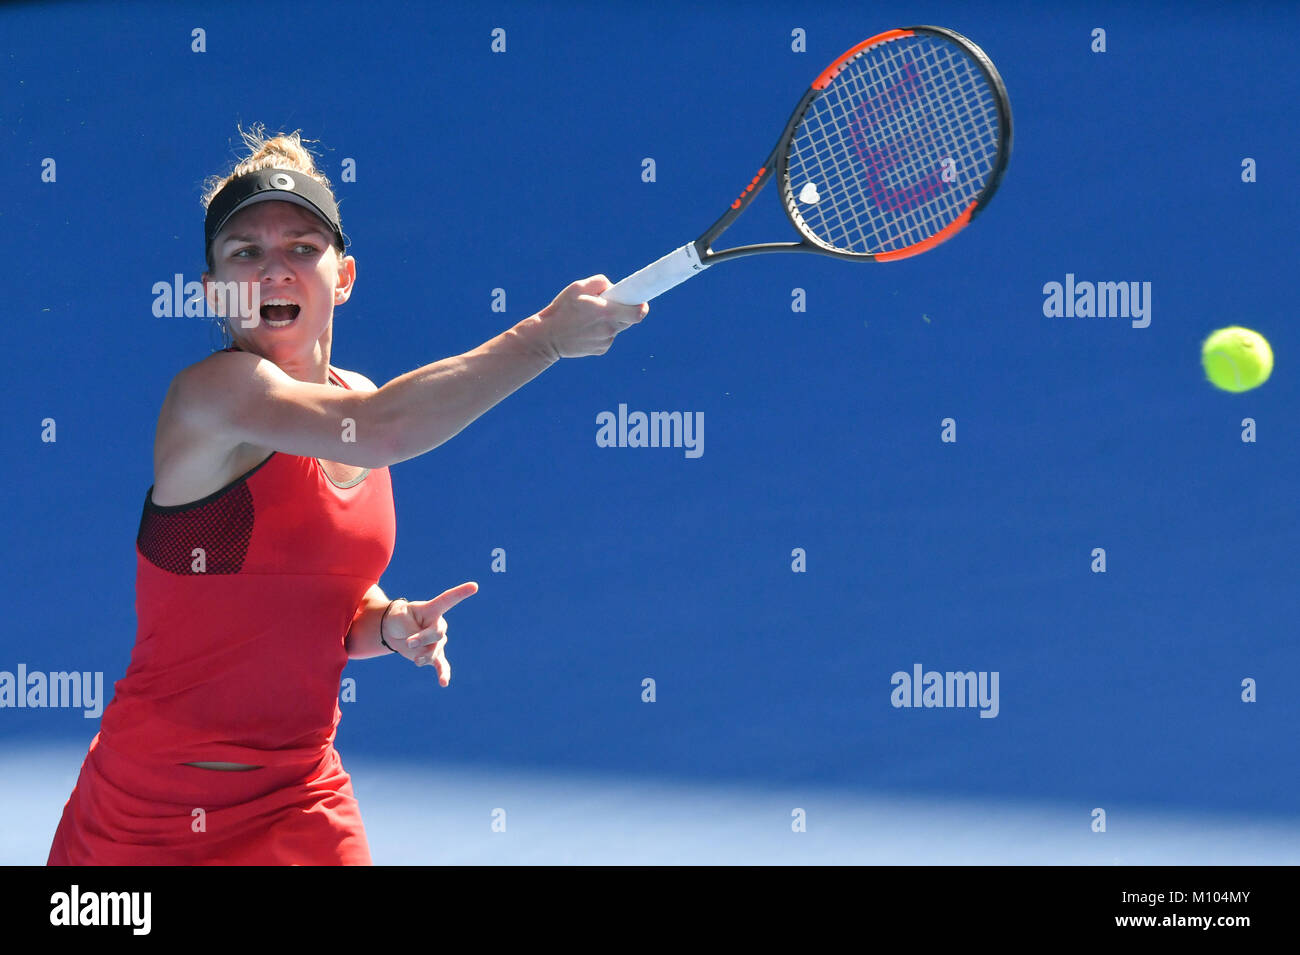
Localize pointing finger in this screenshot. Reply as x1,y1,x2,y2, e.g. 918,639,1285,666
428,581,479,615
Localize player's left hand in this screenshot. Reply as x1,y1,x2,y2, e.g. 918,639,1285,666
383,582,479,686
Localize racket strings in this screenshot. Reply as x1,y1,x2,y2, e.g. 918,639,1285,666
786,35,1002,255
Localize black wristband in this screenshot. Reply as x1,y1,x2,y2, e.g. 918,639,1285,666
378,598,405,653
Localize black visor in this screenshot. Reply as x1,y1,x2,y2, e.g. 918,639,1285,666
205,168,346,257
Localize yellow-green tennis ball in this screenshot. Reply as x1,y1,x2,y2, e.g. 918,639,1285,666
1201,326,1273,393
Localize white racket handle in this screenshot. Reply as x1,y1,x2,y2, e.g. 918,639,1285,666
602,243,710,305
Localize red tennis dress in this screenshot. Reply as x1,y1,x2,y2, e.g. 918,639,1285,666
47,350,395,865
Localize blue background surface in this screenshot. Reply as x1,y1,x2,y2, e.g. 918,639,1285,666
2,0,1297,862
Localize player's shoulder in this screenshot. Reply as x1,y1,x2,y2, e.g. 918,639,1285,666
180,346,265,378
167,349,376,400
166,347,259,400
159,348,269,431
331,366,379,393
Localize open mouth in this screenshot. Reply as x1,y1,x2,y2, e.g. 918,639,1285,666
260,299,301,327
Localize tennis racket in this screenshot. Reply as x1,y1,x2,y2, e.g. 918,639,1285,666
601,25,1012,305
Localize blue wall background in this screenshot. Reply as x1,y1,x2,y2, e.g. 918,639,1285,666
3,0,1297,861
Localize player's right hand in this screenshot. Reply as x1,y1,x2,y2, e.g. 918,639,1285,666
534,276,648,359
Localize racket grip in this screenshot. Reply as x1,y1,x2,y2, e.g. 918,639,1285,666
602,243,709,305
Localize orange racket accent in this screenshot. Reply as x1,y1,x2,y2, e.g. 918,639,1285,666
812,29,915,90
874,202,974,261
730,166,768,209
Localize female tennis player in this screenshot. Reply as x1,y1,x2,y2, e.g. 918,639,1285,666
46,126,648,865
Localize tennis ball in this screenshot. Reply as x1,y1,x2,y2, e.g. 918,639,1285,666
1201,326,1273,393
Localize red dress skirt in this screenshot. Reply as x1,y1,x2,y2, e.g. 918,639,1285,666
47,732,372,865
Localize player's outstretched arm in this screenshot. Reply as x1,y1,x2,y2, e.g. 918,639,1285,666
374,275,647,465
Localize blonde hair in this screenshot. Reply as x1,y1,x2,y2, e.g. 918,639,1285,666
202,124,344,350
201,123,342,272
